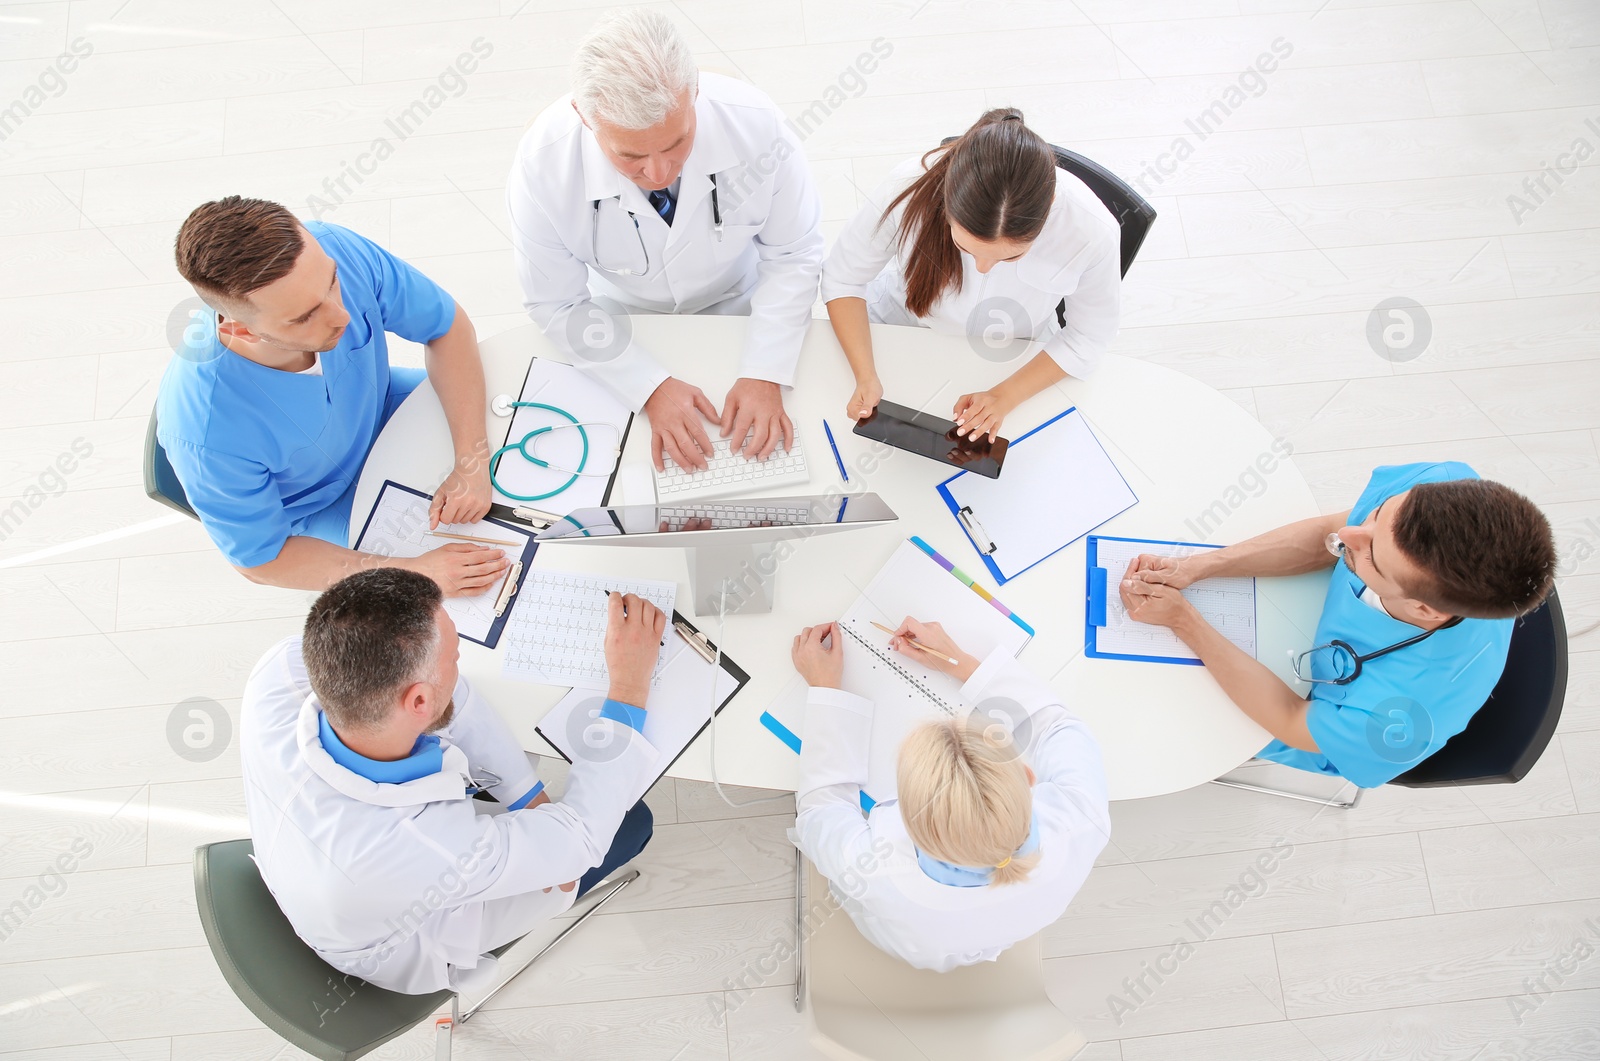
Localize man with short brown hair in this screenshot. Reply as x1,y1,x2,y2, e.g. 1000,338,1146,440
241,568,663,994
158,197,505,594
1119,463,1556,788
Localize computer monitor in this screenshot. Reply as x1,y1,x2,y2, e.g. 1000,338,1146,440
534,492,898,615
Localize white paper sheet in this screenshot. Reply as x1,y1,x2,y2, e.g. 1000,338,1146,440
492,359,632,513
537,636,743,806
942,409,1138,582
1091,537,1257,662
353,482,530,644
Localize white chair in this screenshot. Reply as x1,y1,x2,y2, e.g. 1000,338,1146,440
799,859,1087,1061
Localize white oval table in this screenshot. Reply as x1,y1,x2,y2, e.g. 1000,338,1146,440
354,316,1328,801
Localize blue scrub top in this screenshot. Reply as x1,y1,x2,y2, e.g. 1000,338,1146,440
1257,462,1513,788
156,221,456,568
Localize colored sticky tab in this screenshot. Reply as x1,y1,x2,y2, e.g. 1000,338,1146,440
759,711,802,754
1088,566,1109,627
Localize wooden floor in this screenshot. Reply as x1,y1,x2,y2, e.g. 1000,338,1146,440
2,1,1597,1058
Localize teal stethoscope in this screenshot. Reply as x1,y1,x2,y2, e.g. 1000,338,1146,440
489,393,623,502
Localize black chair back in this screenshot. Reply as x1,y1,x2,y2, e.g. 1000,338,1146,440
1392,591,1568,787
937,137,1157,278
1047,145,1156,279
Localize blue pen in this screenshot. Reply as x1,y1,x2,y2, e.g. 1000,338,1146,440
822,419,849,483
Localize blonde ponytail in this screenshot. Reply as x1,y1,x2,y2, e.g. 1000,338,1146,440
897,716,1037,886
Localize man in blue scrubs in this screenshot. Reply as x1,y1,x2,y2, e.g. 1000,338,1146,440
159,196,506,594
1118,463,1556,788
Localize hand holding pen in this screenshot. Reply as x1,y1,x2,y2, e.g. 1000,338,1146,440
882,617,981,682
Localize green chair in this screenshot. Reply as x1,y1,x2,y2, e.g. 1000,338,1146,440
194,839,639,1060
143,407,198,519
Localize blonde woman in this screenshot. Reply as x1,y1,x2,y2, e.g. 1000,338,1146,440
789,618,1110,971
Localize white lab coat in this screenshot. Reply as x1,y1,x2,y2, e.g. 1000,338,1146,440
792,650,1110,972
240,637,660,994
820,154,1122,377
507,72,825,409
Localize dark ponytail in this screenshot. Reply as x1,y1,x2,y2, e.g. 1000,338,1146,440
880,108,1057,318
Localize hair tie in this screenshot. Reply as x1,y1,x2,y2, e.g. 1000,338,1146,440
994,856,1012,869
1002,113,1021,122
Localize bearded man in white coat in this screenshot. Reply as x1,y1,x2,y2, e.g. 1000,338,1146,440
240,568,666,994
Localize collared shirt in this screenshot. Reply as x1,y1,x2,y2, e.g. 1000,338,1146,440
914,814,1041,888
820,153,1122,377
1258,462,1514,787
318,713,444,784
156,221,457,568
315,711,551,808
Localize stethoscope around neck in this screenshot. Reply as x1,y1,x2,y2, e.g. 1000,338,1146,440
590,173,724,277
488,394,622,502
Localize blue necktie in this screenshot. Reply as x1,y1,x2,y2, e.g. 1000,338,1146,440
648,187,676,227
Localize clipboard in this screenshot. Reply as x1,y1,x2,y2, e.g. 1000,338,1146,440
534,611,750,803
352,480,538,649
1084,534,1257,665
491,356,636,513
936,407,1138,585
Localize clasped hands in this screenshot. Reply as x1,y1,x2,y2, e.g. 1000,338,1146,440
1118,554,1203,630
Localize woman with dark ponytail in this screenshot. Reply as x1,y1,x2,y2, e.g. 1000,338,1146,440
821,108,1121,441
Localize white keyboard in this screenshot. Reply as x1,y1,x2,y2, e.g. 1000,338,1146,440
655,502,819,531
501,570,678,689
654,428,809,501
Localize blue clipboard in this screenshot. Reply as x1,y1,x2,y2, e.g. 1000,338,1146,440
936,407,1139,585
353,480,539,650
1084,534,1232,666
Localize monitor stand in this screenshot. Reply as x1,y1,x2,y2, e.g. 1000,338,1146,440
687,542,779,616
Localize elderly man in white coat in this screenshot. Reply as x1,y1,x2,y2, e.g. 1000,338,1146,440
506,8,824,473
240,568,666,994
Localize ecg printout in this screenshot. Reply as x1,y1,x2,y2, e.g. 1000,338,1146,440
500,570,678,689
354,481,531,645
1091,537,1257,662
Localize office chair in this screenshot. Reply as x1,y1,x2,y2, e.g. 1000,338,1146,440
143,407,198,518
938,135,1158,280
1044,144,1157,280
1210,591,1569,809
796,859,1086,1060
194,839,638,1060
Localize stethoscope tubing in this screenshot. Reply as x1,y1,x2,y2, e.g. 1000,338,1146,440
591,174,724,276
489,401,620,502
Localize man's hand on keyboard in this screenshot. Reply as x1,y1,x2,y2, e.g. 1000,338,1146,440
644,377,720,472
399,544,509,598
604,591,666,709
720,378,794,460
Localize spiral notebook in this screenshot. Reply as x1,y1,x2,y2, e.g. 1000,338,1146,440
760,537,1034,802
